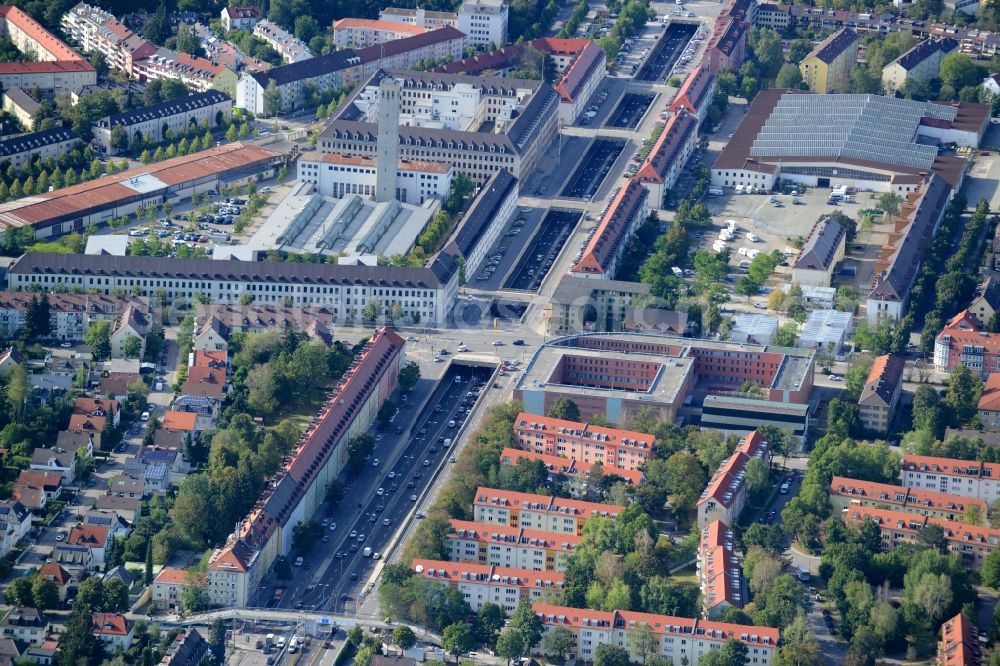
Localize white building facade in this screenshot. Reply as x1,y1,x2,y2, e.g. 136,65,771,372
297,152,454,204
458,0,508,47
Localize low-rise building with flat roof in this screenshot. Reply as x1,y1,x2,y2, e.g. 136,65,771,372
297,151,453,204
797,309,852,353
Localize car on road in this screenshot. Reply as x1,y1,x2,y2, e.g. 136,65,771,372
382,518,390,526
449,456,457,463
512,339,525,346
349,530,357,539
372,458,380,467
56,533,65,541
410,494,418,501
388,471,395,479
59,342,72,348
423,459,430,466
376,488,384,496
828,374,842,381
492,340,503,346
357,533,365,542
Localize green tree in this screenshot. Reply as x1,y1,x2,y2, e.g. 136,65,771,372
593,644,629,666
772,322,798,347
511,597,544,650
442,623,474,663
210,618,226,666
393,625,417,651
31,576,59,610
699,639,749,666
263,80,282,117
122,335,142,359
547,397,581,421
940,52,983,93
144,537,153,585
57,604,104,666
913,385,947,439
5,576,32,606
399,361,421,392
543,626,576,661
496,628,526,665
84,320,111,360
102,577,129,613
946,364,983,426
775,63,803,89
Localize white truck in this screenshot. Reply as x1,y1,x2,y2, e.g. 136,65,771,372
708,187,724,196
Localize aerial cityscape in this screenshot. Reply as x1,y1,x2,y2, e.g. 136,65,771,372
1,0,1000,664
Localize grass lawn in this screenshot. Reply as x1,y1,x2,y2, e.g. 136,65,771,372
668,565,698,586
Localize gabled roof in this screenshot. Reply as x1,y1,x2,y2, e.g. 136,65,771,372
890,37,958,72
698,431,769,509
792,216,845,272
980,373,1000,413
67,523,109,548
552,40,604,103
636,112,698,184
91,612,130,636
804,27,857,64
99,91,230,129
355,26,465,64
938,612,982,666
248,49,361,88
859,353,904,407
38,563,71,586
668,66,716,116
573,179,647,275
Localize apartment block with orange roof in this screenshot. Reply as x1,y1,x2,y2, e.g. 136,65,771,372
978,373,1000,429
830,475,986,522
937,612,983,666
698,520,746,618
512,412,655,473
446,519,581,571
412,559,563,613
858,353,905,435
697,431,769,529
472,487,623,535
152,567,192,610
934,309,1000,376
332,18,429,48
532,604,778,664
499,448,646,486
902,454,1000,503
843,504,1000,570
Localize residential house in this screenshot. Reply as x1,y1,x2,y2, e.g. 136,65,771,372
3,87,39,130
0,501,32,556
73,397,119,429
858,354,905,435
0,608,47,646
253,19,312,63
697,431,769,529
411,559,563,613
0,638,19,665
152,430,183,451
110,303,150,359
109,472,146,499
570,179,649,279
124,459,168,493
177,364,225,428
67,413,106,437
446,519,581,571
29,447,78,485
91,613,133,651
94,495,142,522
512,412,655,473
980,373,1000,429
37,563,73,602
162,411,197,435
844,504,1000,571
667,66,718,128
968,274,1000,327
55,523,110,571
83,510,131,540
937,613,982,666
14,470,63,508
903,454,1000,503
0,348,24,376
158,629,211,666
934,310,1000,376
634,113,698,208
882,37,958,94
791,216,846,287
102,565,136,591
472,488,622,535
800,28,858,92
829,476,986,522
220,6,259,32
56,431,96,458
152,567,191,610
698,520,745,618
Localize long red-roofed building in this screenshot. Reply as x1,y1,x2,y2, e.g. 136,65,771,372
829,475,985,522
843,504,1000,570
697,431,769,529
412,558,563,612
206,328,405,607
532,603,778,664
0,6,95,94
937,612,983,666
698,520,746,618
512,411,654,472
500,448,646,485
668,66,718,127
902,453,1000,503
570,179,648,279
635,112,698,207
472,486,622,534
446,518,581,571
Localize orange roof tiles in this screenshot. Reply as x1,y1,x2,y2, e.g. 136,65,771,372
73,397,119,416
68,413,105,432
38,563,70,586
845,504,1000,548
91,612,129,636
980,373,1000,413
300,151,453,174
902,454,1000,479
67,523,109,548
551,40,604,103
829,476,986,514
473,486,623,517
573,179,647,275
333,18,429,35
154,567,191,585
0,6,89,64
499,448,646,485
668,66,716,116
700,520,744,611
191,350,227,368
162,411,197,432
182,366,226,400
412,558,565,588
16,469,62,490
938,612,982,666
514,412,655,449
448,518,583,551
698,431,769,509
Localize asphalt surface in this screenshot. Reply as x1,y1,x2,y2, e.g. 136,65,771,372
604,93,655,129
560,138,627,199
635,21,698,82
468,207,546,292
284,364,494,614
503,209,581,291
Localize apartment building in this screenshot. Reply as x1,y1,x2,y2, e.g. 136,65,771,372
668,66,718,128
92,90,232,156
236,50,361,115
934,309,1000,376
333,18,428,48
635,113,698,207
207,328,404,607
512,412,655,473
869,175,953,324
882,37,958,94
546,276,654,336
253,19,312,63
220,6,260,32
858,354,905,435
444,168,517,278
193,304,335,351
799,28,858,93
0,127,80,172
3,88,39,130
500,448,646,486
151,567,191,611
8,252,458,326
380,7,459,29
131,49,237,94
705,17,748,74
447,519,581,571
533,604,778,665
472,487,622,535
979,373,1000,429
412,559,563,612
458,0,508,47
0,6,95,94
844,504,1000,570
697,431,769,529
0,293,148,342
321,69,559,183
937,613,983,666
829,476,986,522
967,275,1000,328
791,216,846,287
571,179,649,279
698,521,745,619
902,454,1000,503
297,152,454,204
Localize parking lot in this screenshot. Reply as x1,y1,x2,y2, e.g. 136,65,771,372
469,206,546,290
560,137,627,199
604,93,656,129
525,135,591,196
503,209,581,291
635,21,698,82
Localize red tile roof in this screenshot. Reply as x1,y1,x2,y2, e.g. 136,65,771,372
636,112,698,184
181,366,226,400
16,469,62,491
91,612,129,636
162,411,197,432
938,612,982,666
573,179,647,275
500,448,645,485
412,558,565,588
68,413,105,432
979,373,1000,413
38,563,70,586
698,431,769,509
190,350,227,368
448,518,582,552
902,453,1000,480
829,476,986,515
67,523,109,548
668,66,716,116
154,567,191,585
73,397,119,417
474,487,623,517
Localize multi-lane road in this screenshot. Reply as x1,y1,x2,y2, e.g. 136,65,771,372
271,362,494,614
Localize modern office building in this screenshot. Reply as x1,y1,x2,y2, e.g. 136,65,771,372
458,0,508,47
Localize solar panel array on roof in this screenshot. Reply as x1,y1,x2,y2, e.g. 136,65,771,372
749,94,954,171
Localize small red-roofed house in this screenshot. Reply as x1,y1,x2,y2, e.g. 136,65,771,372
91,612,134,651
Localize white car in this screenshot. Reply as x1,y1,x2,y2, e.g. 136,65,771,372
372,458,380,467
377,488,384,496
388,471,396,479
410,494,418,501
